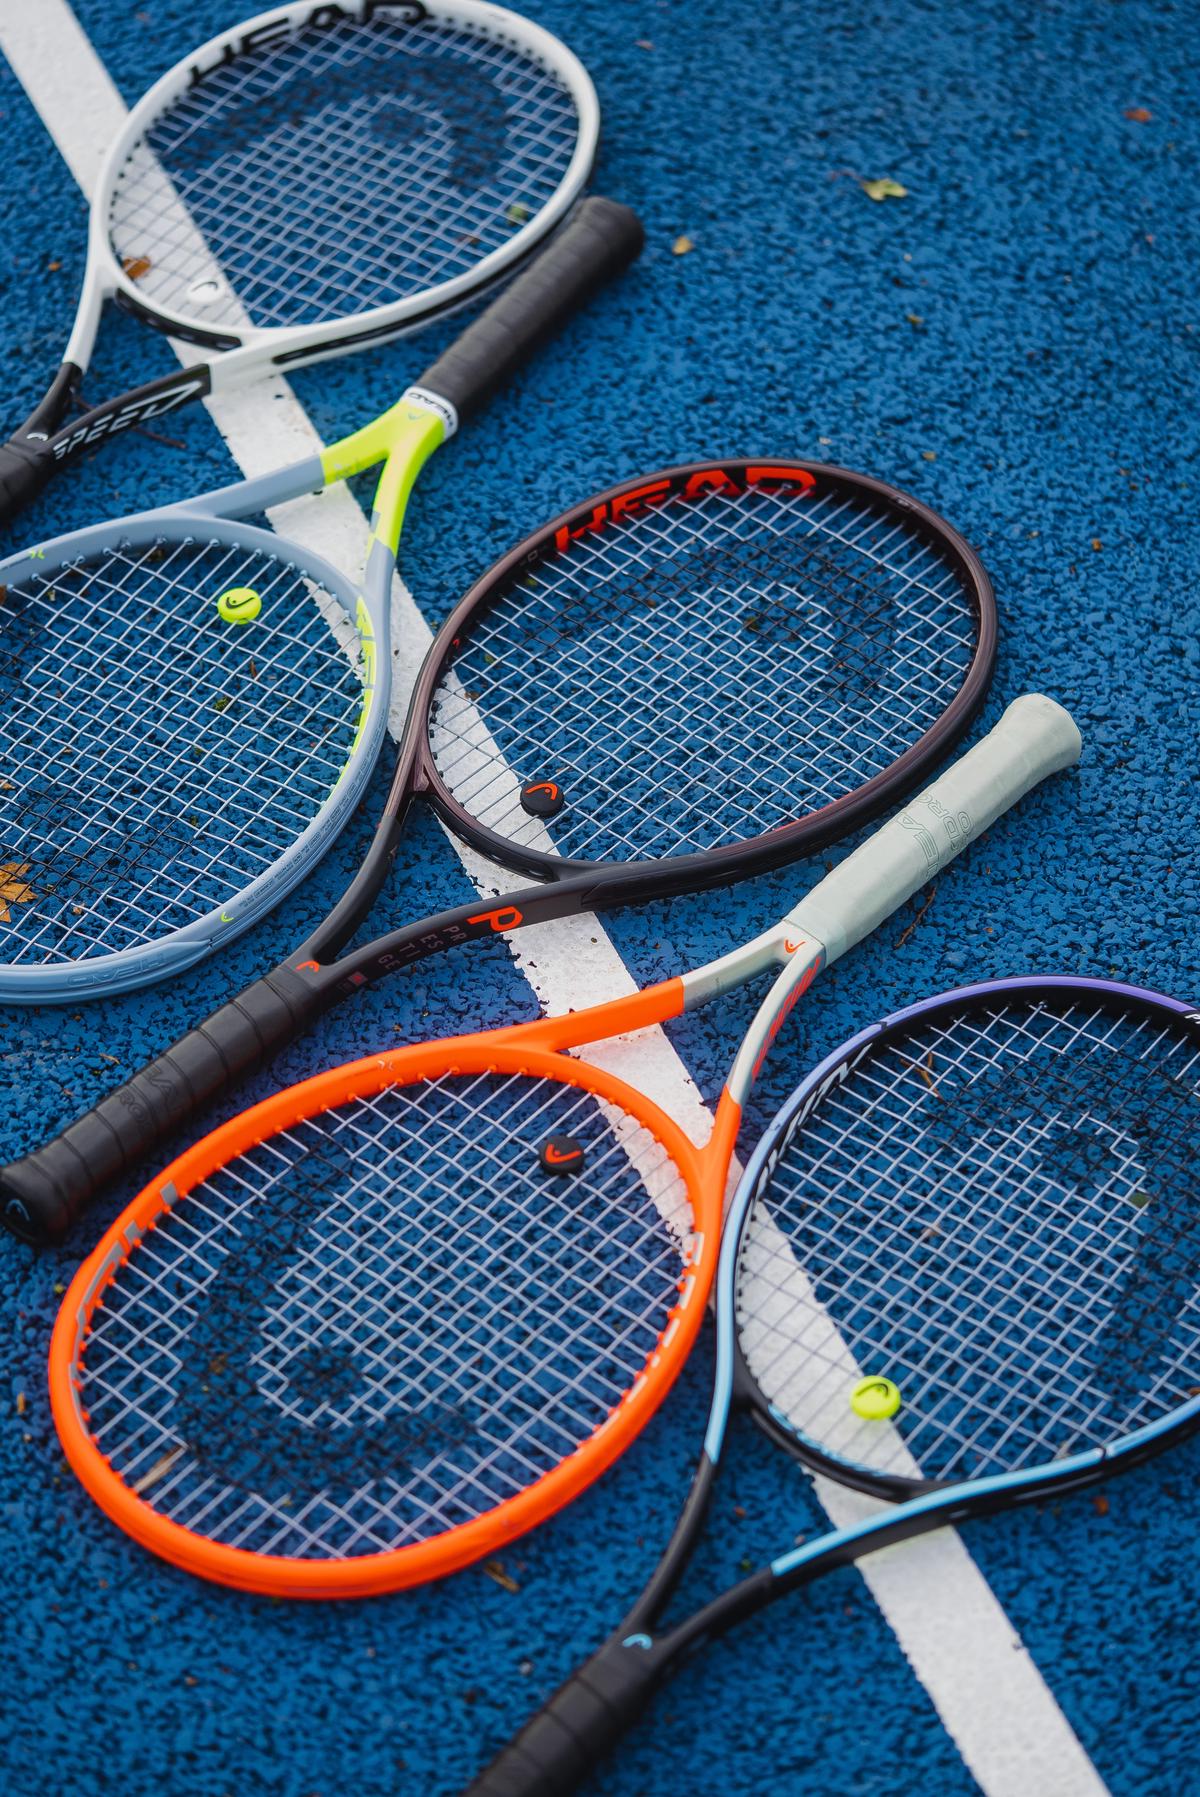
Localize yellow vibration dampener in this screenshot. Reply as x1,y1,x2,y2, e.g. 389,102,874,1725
216,586,262,624
850,1376,902,1421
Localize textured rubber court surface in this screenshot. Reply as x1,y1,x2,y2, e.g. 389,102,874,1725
1,2,1198,1793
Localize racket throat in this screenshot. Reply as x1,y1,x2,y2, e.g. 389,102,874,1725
622,1449,720,1638
320,395,446,489
8,363,81,445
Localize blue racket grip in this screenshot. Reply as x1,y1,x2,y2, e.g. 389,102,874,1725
0,966,324,1244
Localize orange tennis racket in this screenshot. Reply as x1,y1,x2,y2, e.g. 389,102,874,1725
51,696,1080,1598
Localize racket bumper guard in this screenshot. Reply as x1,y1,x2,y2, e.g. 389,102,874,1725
0,964,325,1245
465,1637,668,1797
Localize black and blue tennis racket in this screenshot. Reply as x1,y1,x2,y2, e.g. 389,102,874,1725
469,974,1200,1795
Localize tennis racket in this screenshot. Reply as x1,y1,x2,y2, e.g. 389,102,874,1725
0,0,598,523
3,448,1002,1241
0,195,642,1003
468,970,1200,1795
47,697,1080,1598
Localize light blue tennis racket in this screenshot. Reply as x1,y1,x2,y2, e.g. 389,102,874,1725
0,198,641,1002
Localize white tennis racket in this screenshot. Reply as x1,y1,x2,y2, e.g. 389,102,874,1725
0,0,597,521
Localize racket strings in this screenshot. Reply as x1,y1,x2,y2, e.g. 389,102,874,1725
110,11,581,330
0,536,363,967
736,995,1200,1486
74,1070,692,1560
429,479,980,862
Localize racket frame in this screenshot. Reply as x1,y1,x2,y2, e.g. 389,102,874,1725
0,196,641,1002
2,451,1000,1224
466,972,1200,1793
5,0,598,489
386,458,999,886
47,698,1082,1597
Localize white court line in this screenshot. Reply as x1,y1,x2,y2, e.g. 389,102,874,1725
0,7,1109,1793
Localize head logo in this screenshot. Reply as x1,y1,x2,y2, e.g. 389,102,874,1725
552,465,818,553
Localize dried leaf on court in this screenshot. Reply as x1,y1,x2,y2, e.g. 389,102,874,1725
1124,107,1152,122
672,235,695,256
504,203,529,226
0,861,35,923
482,1558,521,1593
123,255,153,280
860,177,908,202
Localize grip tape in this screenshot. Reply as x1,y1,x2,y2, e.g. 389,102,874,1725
0,362,80,524
0,966,324,1245
465,1641,663,1797
0,438,55,523
418,198,644,422
788,694,1082,966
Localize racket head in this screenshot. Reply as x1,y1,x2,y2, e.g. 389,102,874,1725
87,0,597,356
0,504,388,1001
412,460,998,888
725,975,1200,1505
49,1028,718,1596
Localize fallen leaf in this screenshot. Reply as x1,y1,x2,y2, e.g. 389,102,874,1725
0,861,34,924
906,312,924,326
922,449,937,461
505,202,529,226
123,255,153,280
47,259,61,273
482,1558,520,1593
672,235,695,256
132,1444,186,1494
1093,1493,1110,1516
860,177,908,202
636,37,654,49
15,1392,25,1416
1124,107,1152,122
1091,538,1103,551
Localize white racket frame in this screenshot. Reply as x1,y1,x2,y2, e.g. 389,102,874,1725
61,0,599,394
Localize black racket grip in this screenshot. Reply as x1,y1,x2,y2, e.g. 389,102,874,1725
0,365,81,525
0,966,323,1245
465,1641,663,1797
0,437,55,525
419,198,644,423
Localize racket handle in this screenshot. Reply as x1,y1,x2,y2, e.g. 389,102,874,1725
0,439,54,520
0,365,80,523
418,198,644,423
789,693,1082,965
465,1639,667,1797
0,966,323,1245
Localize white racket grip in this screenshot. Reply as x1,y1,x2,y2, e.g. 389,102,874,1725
786,694,1081,967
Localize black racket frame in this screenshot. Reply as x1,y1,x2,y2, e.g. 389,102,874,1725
1,459,995,1244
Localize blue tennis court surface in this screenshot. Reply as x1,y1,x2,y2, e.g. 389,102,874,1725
2,2,1198,1792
